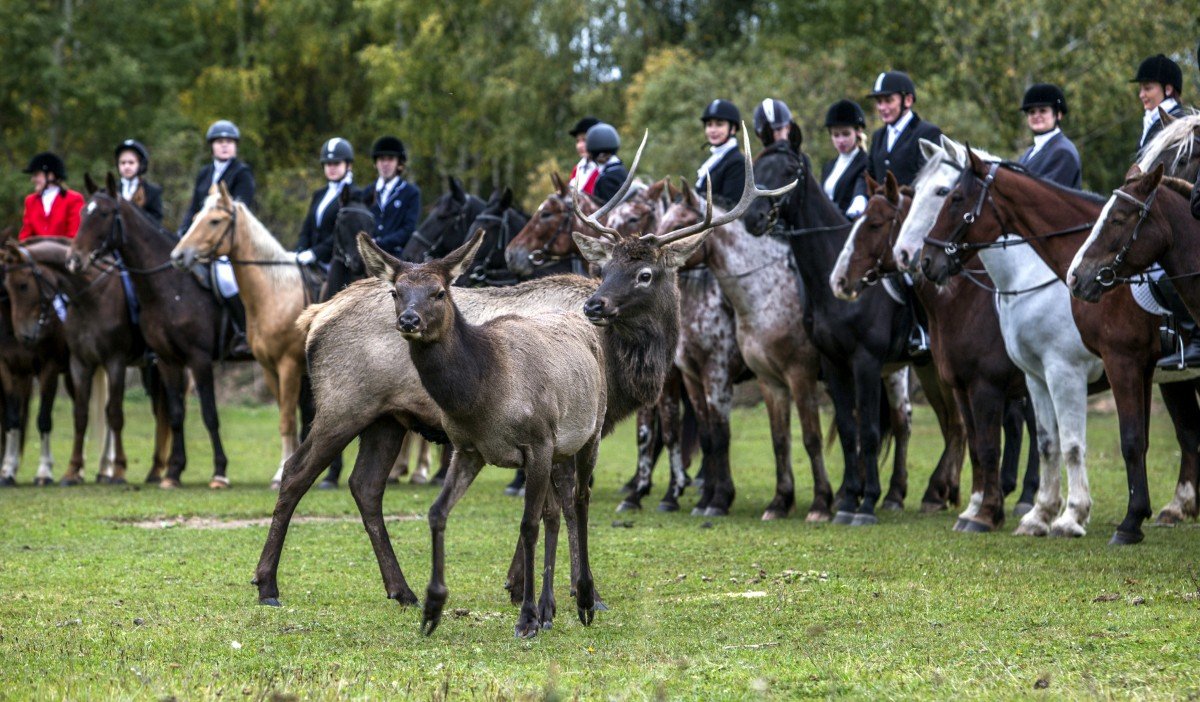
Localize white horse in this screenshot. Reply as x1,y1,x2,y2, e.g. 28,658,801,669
893,136,1104,537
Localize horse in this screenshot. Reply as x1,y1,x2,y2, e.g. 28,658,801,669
505,173,598,279
66,175,233,489
658,177,835,521
1134,112,1200,185
919,149,1200,543
0,238,169,485
168,183,316,489
832,172,1039,530
321,188,378,302
0,239,70,487
401,176,486,264
742,129,967,524
461,187,529,287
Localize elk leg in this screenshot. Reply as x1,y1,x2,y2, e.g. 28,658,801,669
348,419,418,604
422,449,484,636
537,469,561,629
573,433,601,626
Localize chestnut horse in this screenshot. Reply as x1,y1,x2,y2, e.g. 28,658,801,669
921,151,1200,543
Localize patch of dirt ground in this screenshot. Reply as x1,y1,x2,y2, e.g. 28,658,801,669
119,513,423,530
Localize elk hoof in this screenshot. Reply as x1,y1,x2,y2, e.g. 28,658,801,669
259,597,281,607
577,606,595,626
34,477,55,487
882,500,904,511
316,479,338,490
389,589,420,606
514,620,541,638
615,500,640,513
850,513,878,526
657,501,680,512
1012,502,1034,518
1108,530,1144,546
832,511,856,525
960,519,992,533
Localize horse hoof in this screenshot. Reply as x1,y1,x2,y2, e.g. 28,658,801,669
952,517,967,532
110,477,127,485
60,477,81,487
961,519,992,533
615,500,640,513
881,500,903,512
690,507,707,517
805,510,832,523
317,480,338,490
1013,523,1048,537
920,501,947,513
33,477,53,487
209,477,231,490
1012,502,1034,518
96,475,111,485
1049,523,1085,539
656,501,679,513
386,476,400,485
144,474,161,485
503,485,522,496
158,478,180,490
761,510,787,521
269,480,281,491
410,474,429,485
1108,530,1144,546
703,507,729,518
1154,511,1182,526
850,513,878,527
259,597,282,607
831,511,856,525
0,476,15,487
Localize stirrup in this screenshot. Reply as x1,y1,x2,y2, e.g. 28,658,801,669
1156,314,1184,370
907,325,930,356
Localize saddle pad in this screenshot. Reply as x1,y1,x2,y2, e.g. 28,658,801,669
1131,266,1169,316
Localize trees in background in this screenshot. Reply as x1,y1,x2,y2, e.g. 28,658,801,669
2,0,1195,241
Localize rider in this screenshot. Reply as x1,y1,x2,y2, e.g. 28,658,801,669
115,139,164,222
1017,84,1082,189
753,97,798,146
585,123,628,202
697,99,745,207
866,71,942,187
366,135,421,258
19,151,84,240
295,137,355,270
179,119,255,354
820,99,870,218
568,116,600,193
1132,54,1184,152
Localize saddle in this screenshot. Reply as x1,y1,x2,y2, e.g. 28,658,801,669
881,274,930,359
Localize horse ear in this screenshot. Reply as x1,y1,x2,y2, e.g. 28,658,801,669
105,172,118,197
449,176,465,204
217,181,233,206
667,178,681,201
84,173,98,196
439,228,487,282
864,172,880,194
0,227,13,245
340,186,353,207
361,186,376,207
551,172,567,196
1124,163,1143,181
1158,105,1177,126
358,232,407,282
940,135,964,163
919,138,941,163
680,177,698,207
644,177,666,202
965,144,986,174
499,187,513,210
1144,162,1165,190
884,171,900,204
787,122,803,152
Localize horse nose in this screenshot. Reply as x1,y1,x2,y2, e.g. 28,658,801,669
897,249,910,268
397,310,422,333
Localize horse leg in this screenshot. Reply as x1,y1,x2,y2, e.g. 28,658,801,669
421,449,485,636
915,364,966,511
1046,366,1092,539
157,362,189,488
617,406,660,512
851,358,884,525
827,362,862,525
64,358,92,486
957,382,1006,533
413,438,433,484
253,415,368,605
697,357,735,518
1014,374,1062,537
32,363,59,487
1156,382,1200,524
102,359,129,484
144,364,171,484
0,371,32,484
1105,361,1153,545
389,433,413,484
347,418,420,605
882,369,912,510
999,399,1022,497
270,361,302,491
1014,397,1040,517
187,360,228,489
790,361,832,522
760,381,795,521
658,374,689,512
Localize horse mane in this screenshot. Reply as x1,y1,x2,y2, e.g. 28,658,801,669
1159,175,1195,198
201,192,301,290
1136,111,1200,172
997,161,1107,205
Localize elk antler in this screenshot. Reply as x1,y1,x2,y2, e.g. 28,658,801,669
644,124,797,246
573,130,649,241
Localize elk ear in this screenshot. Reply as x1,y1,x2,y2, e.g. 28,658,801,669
920,138,941,163
1124,163,1143,181
105,172,118,198
499,187,513,210
1158,105,1177,126
84,173,98,195
787,122,803,152
884,171,900,204
440,228,487,281
660,231,710,269
358,232,407,282
449,176,466,204
572,232,615,266
551,172,567,196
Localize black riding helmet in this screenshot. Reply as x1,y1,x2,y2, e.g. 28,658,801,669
753,98,793,133
206,120,240,142
320,137,354,164
867,71,917,101
569,116,600,137
1020,84,1067,115
371,135,406,162
23,152,67,180
585,123,620,157
1131,54,1183,97
114,139,150,175
701,99,741,130
825,99,867,128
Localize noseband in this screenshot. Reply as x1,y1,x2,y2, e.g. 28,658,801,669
528,197,579,268
333,203,374,268
921,162,1001,270
1094,187,1158,288
8,247,61,340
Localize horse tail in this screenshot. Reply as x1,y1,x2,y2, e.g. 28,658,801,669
88,369,108,445
824,418,839,452
878,387,895,467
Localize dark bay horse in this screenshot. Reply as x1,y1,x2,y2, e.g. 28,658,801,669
832,173,1038,530
743,134,967,524
1,239,168,484
401,176,486,264
66,176,231,490
921,152,1200,543
505,173,597,279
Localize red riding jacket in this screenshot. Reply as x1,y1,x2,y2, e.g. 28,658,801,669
19,188,84,240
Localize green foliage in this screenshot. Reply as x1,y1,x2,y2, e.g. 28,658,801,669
1,0,1197,231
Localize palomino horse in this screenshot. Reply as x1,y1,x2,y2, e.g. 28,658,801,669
1,238,168,485
66,178,232,489
743,134,967,524
170,183,314,489
920,149,1200,543
659,177,835,521
832,173,1038,531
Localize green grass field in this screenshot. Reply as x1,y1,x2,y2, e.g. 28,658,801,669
1,392,1198,700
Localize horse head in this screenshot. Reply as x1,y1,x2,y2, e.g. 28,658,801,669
170,182,239,268
505,174,599,279
333,188,376,278
831,172,908,301
402,176,484,263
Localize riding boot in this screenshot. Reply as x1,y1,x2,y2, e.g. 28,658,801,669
1154,277,1200,369
903,279,930,358
224,294,252,357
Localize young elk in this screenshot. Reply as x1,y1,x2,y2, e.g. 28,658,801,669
361,230,607,639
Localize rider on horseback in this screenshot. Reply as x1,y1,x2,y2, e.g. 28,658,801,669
697,99,745,207
1017,84,1081,189
365,135,421,258
820,99,870,218
585,123,628,202
114,139,164,222
295,137,355,270
19,152,84,241
866,71,942,186
568,116,600,193
753,97,797,147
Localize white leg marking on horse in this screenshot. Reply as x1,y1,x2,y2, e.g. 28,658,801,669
36,432,54,480
1,428,22,478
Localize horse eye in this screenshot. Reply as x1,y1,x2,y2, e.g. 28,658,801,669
541,211,554,219
935,187,950,196
210,219,221,225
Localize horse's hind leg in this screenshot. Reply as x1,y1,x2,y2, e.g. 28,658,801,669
0,371,32,485
850,359,884,525
1015,397,1040,517
791,361,832,522
916,364,966,511
617,405,662,512
64,358,93,486
657,373,689,512
143,364,171,484
188,360,228,489
157,362,189,489
882,369,912,510
412,438,433,484
1015,374,1062,537
1155,382,1200,524
32,364,60,487
760,380,796,521
958,382,1006,533
999,398,1022,497
102,359,130,484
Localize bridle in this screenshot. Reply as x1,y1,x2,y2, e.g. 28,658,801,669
83,195,175,275
408,196,482,262
6,246,64,341
528,195,583,269
467,208,523,284
758,145,854,239
333,203,374,271
1094,186,1158,287
852,195,907,289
